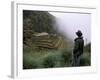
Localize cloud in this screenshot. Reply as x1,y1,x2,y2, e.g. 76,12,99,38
49,12,91,45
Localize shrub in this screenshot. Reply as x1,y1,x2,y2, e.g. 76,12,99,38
61,49,72,66
80,53,91,66
23,54,39,69
43,54,56,68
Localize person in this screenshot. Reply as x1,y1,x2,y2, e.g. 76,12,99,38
72,30,84,66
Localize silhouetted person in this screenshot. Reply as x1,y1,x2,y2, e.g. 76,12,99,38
72,30,84,66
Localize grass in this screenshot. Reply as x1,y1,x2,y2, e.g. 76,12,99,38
80,52,91,66
23,46,91,69
23,48,73,69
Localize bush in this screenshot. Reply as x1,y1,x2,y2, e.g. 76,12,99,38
61,49,72,66
23,54,39,69
23,48,91,69
42,49,73,68
23,49,73,69
80,53,91,66
43,55,55,68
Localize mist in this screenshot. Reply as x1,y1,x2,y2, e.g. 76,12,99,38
49,12,91,45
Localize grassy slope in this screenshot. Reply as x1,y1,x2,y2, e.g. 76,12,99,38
23,47,90,69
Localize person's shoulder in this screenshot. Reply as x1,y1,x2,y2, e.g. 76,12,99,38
74,37,84,41
74,38,78,41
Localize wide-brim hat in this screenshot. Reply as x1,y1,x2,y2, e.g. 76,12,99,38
76,30,82,36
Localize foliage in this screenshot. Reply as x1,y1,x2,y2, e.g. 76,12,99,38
23,54,39,69
61,49,72,66
80,52,91,66
84,43,91,53
43,54,56,68
23,10,56,46
23,49,74,69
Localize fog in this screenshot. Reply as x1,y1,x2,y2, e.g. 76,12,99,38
49,12,91,45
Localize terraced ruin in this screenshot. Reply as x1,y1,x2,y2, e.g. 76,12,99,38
32,32,68,50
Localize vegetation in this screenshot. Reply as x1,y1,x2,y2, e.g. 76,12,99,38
23,46,90,69
23,10,56,46
23,49,72,69
80,43,91,66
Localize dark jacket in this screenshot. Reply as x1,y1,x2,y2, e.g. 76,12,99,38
73,37,84,57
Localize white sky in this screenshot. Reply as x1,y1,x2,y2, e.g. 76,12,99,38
49,12,91,44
